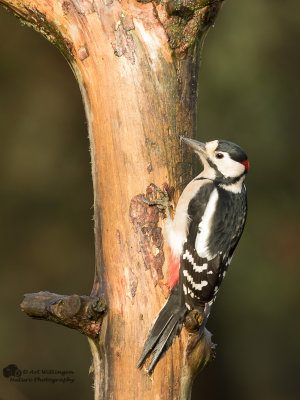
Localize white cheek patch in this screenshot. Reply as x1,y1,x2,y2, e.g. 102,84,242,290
214,154,245,178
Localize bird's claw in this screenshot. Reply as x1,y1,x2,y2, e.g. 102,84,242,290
184,309,204,333
143,183,170,212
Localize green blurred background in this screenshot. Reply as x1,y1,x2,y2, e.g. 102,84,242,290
0,1,299,399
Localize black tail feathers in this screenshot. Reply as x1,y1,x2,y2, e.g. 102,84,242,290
137,284,187,374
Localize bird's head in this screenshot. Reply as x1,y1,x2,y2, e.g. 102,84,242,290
181,137,249,184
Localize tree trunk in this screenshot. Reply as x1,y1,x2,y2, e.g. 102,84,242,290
0,0,224,399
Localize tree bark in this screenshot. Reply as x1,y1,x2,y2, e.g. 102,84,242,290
0,1,224,399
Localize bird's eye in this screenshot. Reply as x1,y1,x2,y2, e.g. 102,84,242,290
216,153,224,159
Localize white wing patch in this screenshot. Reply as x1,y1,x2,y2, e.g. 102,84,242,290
195,188,219,259
183,284,195,298
183,270,208,291
182,249,208,272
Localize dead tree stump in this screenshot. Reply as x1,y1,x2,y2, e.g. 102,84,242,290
0,0,225,399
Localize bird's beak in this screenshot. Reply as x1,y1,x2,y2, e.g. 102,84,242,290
181,137,207,157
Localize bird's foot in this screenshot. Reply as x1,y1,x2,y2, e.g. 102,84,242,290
184,309,204,333
142,183,170,212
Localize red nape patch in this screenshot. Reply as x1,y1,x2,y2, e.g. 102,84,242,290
241,160,250,171
166,250,180,289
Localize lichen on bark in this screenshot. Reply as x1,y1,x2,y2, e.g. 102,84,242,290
152,0,224,57
0,3,75,63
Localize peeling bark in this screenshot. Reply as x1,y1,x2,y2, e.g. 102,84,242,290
129,187,165,285
0,0,225,399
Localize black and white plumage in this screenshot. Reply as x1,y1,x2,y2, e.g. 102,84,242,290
138,138,249,374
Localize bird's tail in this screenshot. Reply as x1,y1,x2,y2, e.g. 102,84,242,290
137,284,187,374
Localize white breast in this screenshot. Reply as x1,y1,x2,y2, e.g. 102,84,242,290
165,178,210,257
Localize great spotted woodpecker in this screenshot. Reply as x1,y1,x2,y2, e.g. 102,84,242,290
138,138,249,374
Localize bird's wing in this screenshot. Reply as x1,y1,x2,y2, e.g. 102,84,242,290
179,182,225,308
180,242,225,309
180,184,247,310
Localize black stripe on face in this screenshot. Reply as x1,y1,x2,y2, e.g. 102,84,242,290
216,140,248,163
205,157,245,185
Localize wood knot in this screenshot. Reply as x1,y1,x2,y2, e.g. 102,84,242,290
21,292,106,339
